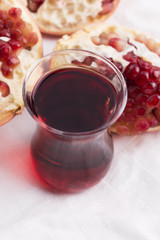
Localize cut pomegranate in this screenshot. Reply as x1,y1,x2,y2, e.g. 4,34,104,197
0,7,39,78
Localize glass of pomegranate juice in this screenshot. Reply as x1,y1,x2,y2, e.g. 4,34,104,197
23,49,127,192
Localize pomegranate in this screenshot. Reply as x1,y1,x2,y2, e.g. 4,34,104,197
55,23,160,135
20,0,120,35
0,0,42,126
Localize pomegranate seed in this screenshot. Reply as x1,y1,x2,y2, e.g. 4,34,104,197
114,61,123,72
0,42,12,60
135,93,147,105
91,36,101,45
116,124,129,135
83,57,93,65
128,85,140,98
0,10,7,20
154,109,160,122
141,82,157,95
0,81,10,97
126,98,135,109
11,28,22,39
100,2,113,14
0,29,11,38
146,113,158,127
134,118,150,132
147,38,157,52
8,39,22,51
123,51,138,63
8,8,22,20
118,112,125,122
125,63,140,81
15,19,25,30
124,112,136,123
23,23,33,35
146,94,160,108
5,19,14,29
0,19,4,30
27,32,38,46
150,66,160,80
135,71,149,86
18,36,28,46
6,54,20,67
108,37,126,52
137,58,152,71
1,63,13,78
134,106,146,116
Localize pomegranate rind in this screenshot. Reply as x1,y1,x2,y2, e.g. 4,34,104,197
54,23,160,135
20,0,120,36
0,0,42,126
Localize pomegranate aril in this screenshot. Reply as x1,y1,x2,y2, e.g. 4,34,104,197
135,93,147,105
150,66,160,80
137,58,152,71
8,39,22,51
15,19,25,30
91,36,101,45
146,113,159,127
141,82,157,95
125,63,140,81
6,54,20,67
8,8,22,20
5,19,14,29
114,61,123,72
123,51,138,63
0,81,10,97
154,109,160,122
0,10,7,21
126,98,135,109
135,33,147,44
134,106,146,117
135,71,149,86
23,23,33,35
27,32,38,46
0,29,11,38
134,118,150,132
108,37,126,52
0,42,12,60
1,63,13,78
128,85,140,98
0,19,4,30
100,2,113,14
124,112,136,123
146,94,160,108
11,28,22,39
83,57,93,65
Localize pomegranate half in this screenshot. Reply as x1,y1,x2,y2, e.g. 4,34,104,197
55,23,160,135
0,0,42,125
20,0,120,35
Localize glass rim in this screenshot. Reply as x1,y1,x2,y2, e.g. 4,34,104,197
23,49,127,137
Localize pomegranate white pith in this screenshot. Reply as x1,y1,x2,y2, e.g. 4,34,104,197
0,0,42,125
55,24,160,135
20,0,120,35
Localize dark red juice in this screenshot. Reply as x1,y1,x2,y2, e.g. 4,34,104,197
29,67,117,192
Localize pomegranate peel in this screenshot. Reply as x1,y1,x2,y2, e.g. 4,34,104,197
54,23,160,135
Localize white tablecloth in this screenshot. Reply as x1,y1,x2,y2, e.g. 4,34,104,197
1,0,160,239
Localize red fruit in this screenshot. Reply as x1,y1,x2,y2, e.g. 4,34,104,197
8,39,22,51
125,63,140,81
100,1,114,15
146,113,158,127
6,54,20,67
134,118,150,132
5,19,14,29
0,42,12,61
137,58,152,71
146,94,160,108
135,71,149,86
0,81,10,97
8,8,22,20
123,51,138,63
27,32,38,46
0,10,7,20
1,63,13,78
141,82,157,95
108,37,126,52
150,66,160,80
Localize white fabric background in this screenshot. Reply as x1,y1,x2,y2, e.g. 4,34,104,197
0,0,160,239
